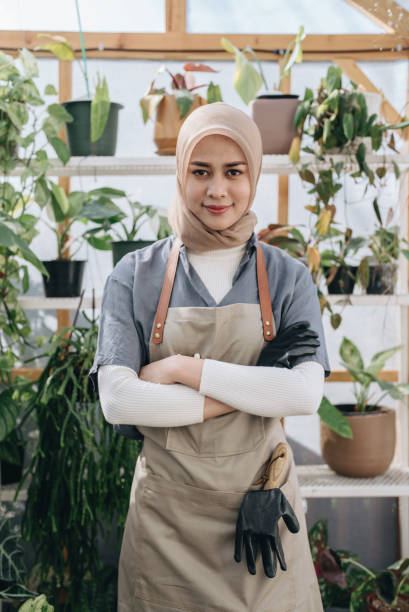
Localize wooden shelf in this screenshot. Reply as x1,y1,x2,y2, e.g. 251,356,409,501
8,154,409,177
15,293,409,310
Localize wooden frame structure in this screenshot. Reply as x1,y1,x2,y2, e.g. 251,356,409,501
3,0,409,386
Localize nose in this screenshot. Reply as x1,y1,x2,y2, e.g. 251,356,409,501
206,174,228,199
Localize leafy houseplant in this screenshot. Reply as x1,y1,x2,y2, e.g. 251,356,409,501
17,315,140,609
140,62,223,155
319,337,409,477
357,200,409,295
40,186,125,296
308,518,409,611
37,0,123,156
221,27,305,154
320,227,368,294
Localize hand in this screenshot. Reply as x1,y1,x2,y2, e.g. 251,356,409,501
139,355,180,384
234,488,299,578
256,320,320,368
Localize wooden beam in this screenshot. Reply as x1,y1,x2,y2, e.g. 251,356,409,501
278,56,290,225
166,0,186,33
333,58,407,128
1,31,408,55
344,0,409,35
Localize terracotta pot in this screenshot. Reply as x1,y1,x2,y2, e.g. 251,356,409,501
154,94,207,155
320,405,395,477
249,94,300,155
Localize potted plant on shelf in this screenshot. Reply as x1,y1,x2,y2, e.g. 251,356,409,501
320,227,368,295
357,200,409,295
140,62,223,155
36,0,123,157
320,337,409,477
221,26,305,154
39,186,125,296
308,518,409,611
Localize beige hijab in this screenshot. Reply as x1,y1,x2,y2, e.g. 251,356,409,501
168,102,263,251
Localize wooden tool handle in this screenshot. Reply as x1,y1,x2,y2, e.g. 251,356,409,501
263,443,289,490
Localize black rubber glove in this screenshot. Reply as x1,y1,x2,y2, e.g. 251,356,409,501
256,320,320,368
234,488,300,578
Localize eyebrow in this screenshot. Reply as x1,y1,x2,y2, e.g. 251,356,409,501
190,161,248,168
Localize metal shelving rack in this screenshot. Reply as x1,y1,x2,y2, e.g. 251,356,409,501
3,154,409,554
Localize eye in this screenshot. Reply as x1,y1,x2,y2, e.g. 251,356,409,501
192,169,209,176
227,169,242,177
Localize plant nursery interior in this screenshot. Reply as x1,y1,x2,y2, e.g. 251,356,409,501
3,1,409,610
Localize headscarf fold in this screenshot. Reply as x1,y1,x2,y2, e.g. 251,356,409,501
168,102,263,251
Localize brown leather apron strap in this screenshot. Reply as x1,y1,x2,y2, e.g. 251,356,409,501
151,237,183,345
152,239,276,345
256,242,276,342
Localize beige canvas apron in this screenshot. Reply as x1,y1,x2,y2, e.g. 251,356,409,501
118,239,323,612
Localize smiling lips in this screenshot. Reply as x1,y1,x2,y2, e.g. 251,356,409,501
204,204,232,214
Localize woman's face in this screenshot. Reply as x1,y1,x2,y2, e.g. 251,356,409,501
184,134,251,231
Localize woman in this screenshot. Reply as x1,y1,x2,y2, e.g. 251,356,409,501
90,102,331,611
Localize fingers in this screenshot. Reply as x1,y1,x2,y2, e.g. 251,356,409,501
234,526,244,563
280,495,300,534
272,535,287,572
261,537,277,578
244,533,257,575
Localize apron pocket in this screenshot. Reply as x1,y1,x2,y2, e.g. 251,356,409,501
133,474,247,612
165,411,265,457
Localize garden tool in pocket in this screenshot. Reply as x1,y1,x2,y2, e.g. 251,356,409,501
234,442,300,578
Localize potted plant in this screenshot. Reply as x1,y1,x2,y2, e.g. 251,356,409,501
39,186,125,296
108,200,172,266
308,518,409,611
140,62,223,155
221,26,305,154
320,227,368,294
36,1,123,156
320,337,409,477
17,315,139,608
357,200,409,295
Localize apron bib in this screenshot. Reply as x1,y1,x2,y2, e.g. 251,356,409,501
118,239,322,612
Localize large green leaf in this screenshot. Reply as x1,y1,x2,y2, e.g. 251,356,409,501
49,136,70,165
0,389,19,442
326,66,342,94
339,337,364,372
78,199,123,222
36,34,76,61
3,102,29,129
19,48,39,78
174,89,194,119
47,103,73,124
91,74,110,142
0,51,19,80
318,397,353,438
233,51,263,105
88,187,126,198
49,181,69,220
367,345,402,377
342,113,354,141
207,81,223,104
0,220,47,274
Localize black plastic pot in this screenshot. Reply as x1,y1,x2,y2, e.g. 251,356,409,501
62,100,123,156
112,240,155,266
1,443,24,485
366,263,397,295
323,265,357,294
42,260,86,297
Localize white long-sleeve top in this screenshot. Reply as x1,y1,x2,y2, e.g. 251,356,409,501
98,243,325,427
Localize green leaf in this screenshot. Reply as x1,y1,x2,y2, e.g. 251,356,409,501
140,91,165,124
299,169,316,184
19,48,39,78
22,265,29,293
0,389,19,442
220,37,237,55
370,124,383,150
207,81,223,103
326,66,342,94
393,160,400,179
340,337,364,372
330,313,342,329
34,176,51,208
49,136,70,165
376,570,398,605
47,103,73,124
49,181,69,220
91,74,110,142
0,51,19,80
44,83,58,95
67,191,86,217
174,89,195,119
342,113,354,141
367,345,402,377
78,200,123,222
323,119,332,145
88,187,126,198
3,102,29,129
357,256,369,288
372,197,382,225
0,220,47,274
318,397,353,438
37,35,76,61
86,235,113,250
355,142,366,171
233,51,263,105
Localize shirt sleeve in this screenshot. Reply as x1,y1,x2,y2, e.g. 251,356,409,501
278,264,331,377
89,272,146,392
